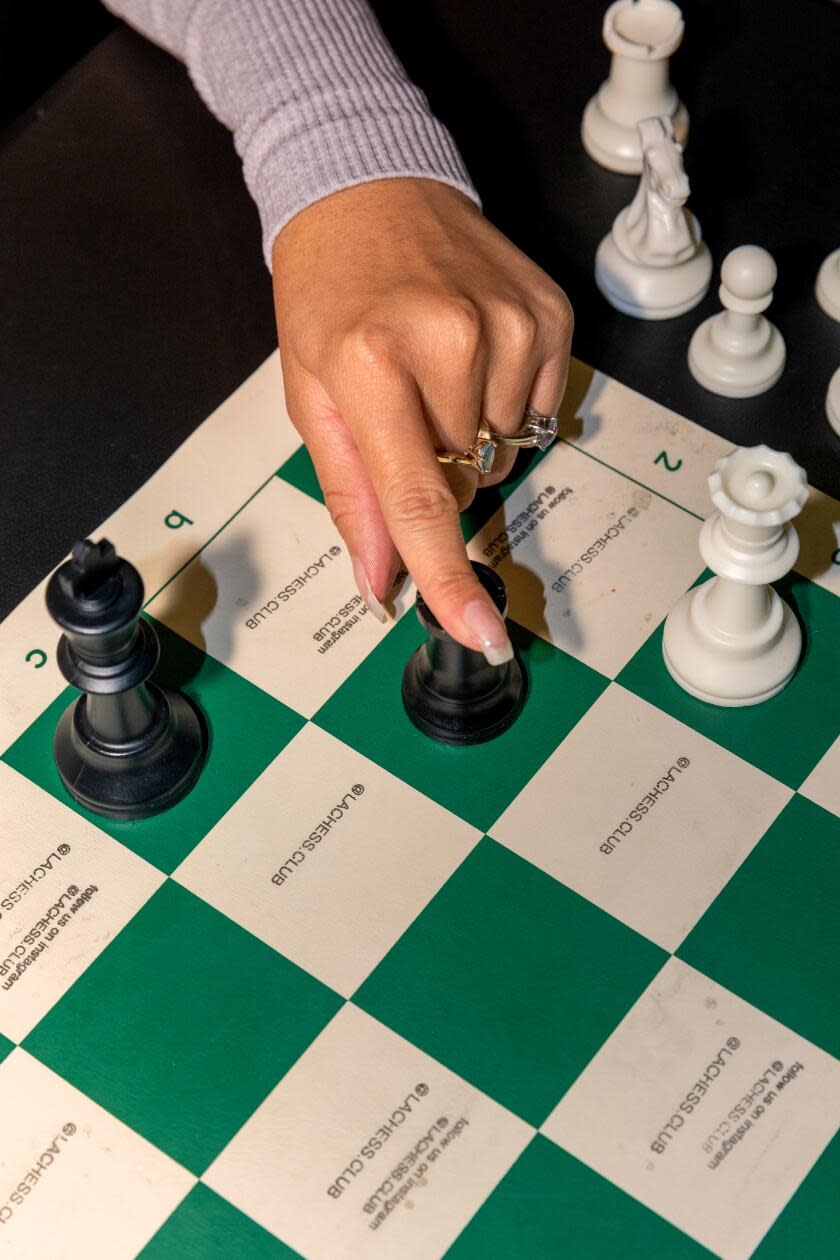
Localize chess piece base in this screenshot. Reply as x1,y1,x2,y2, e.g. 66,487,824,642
662,578,801,707
54,683,205,819
688,314,786,397
595,232,711,319
826,366,840,437
582,95,688,174
402,653,526,746
816,248,840,323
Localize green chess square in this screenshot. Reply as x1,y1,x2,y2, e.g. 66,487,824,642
276,446,324,505
23,881,342,1174
140,1184,302,1260
752,1129,840,1259
678,794,840,1058
316,615,607,834
618,573,840,788
354,838,665,1126
447,1135,712,1259
0,1033,12,1064
2,617,304,874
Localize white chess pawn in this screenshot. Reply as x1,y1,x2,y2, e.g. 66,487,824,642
688,246,786,397
816,248,840,322
826,366,840,437
662,446,808,707
595,115,711,319
582,0,689,174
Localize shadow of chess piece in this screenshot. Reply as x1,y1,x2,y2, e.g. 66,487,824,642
47,538,205,819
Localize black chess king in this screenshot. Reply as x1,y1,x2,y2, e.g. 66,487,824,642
46,538,205,819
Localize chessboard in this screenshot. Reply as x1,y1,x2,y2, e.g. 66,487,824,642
0,353,838,1260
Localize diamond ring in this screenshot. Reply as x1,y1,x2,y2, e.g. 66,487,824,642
436,408,558,477
483,408,559,451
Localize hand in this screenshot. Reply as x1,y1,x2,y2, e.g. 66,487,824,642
272,177,572,661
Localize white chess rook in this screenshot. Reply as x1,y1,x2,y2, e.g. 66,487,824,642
582,0,688,173
815,247,840,323
688,246,786,397
595,115,711,319
662,446,808,707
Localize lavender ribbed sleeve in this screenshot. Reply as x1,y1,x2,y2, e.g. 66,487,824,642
103,0,481,268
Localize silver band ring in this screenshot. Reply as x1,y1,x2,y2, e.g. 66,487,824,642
436,407,558,476
483,408,559,451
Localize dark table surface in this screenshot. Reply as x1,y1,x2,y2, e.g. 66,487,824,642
1,0,838,621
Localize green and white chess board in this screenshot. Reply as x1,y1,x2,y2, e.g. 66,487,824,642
0,355,838,1260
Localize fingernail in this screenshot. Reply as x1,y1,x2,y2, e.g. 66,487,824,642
352,556,389,624
463,599,513,665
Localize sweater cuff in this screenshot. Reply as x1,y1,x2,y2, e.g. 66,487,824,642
243,107,482,270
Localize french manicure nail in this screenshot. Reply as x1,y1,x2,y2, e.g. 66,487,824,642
463,599,514,665
352,556,389,624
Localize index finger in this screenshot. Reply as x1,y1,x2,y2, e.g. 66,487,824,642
335,361,514,664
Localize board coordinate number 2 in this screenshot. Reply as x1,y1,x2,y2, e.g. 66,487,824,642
654,450,683,472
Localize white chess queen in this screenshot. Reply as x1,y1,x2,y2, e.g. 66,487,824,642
663,446,808,706
595,115,711,319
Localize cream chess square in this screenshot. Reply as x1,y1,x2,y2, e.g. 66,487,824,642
0,1049,193,1259
799,736,840,818
542,957,840,1260
174,723,480,996
204,1003,533,1260
558,357,732,518
490,684,792,951
149,476,413,717
794,487,840,597
0,763,164,1041
468,440,703,677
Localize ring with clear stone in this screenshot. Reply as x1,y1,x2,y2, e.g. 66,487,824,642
437,435,499,475
484,408,559,451
436,408,558,477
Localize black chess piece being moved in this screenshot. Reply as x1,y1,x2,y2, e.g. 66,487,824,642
47,538,205,819
402,562,526,745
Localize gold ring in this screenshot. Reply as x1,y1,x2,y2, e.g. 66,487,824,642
437,435,498,474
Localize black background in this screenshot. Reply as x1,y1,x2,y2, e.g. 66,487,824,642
1,0,838,620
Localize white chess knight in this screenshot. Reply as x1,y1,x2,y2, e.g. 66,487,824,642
582,0,688,174
595,115,711,319
816,247,840,323
688,246,786,397
663,446,808,707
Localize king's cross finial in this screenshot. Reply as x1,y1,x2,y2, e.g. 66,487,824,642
58,538,119,599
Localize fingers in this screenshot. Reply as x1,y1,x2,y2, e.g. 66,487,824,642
483,300,542,434
440,461,480,512
332,349,514,662
528,286,575,415
281,357,399,621
479,284,574,488
477,446,518,490
283,282,573,649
